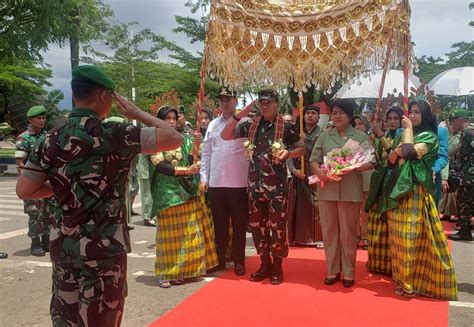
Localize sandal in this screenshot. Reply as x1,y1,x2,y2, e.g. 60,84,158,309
394,285,416,297
158,280,171,288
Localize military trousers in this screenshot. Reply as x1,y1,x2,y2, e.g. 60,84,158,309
457,186,474,227
50,254,127,327
319,200,361,278
248,190,288,258
24,198,52,239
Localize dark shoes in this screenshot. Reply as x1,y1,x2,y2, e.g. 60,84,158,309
234,263,246,276
144,219,156,227
30,238,45,257
249,266,271,282
270,257,283,285
342,279,354,288
324,273,341,285
448,227,473,241
0,252,7,259
250,256,284,285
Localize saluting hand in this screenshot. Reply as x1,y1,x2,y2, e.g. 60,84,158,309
237,100,256,119
113,92,142,120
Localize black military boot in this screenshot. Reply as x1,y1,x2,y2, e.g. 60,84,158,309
41,235,49,252
30,238,45,257
448,225,473,241
270,257,283,285
250,255,272,282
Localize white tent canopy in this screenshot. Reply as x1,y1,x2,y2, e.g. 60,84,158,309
427,66,474,96
334,69,420,99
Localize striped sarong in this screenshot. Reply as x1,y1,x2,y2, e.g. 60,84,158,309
387,184,457,300
155,196,218,281
366,209,391,275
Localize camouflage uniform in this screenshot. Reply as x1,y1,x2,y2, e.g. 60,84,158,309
24,108,157,326
456,125,474,228
238,119,300,258
15,127,53,240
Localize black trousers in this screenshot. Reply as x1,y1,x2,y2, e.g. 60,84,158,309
209,187,249,265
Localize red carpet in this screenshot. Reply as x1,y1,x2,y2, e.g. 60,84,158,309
150,247,449,327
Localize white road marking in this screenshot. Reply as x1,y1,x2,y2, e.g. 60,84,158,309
23,260,52,268
132,271,146,276
134,240,147,244
0,228,28,240
127,252,155,258
0,194,23,199
0,188,16,191
0,217,13,222
449,301,474,308
0,198,24,204
0,204,24,210
0,210,26,217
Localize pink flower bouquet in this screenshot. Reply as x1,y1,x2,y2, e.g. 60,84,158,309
309,139,374,184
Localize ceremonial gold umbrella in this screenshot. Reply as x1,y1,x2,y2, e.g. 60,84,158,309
196,0,413,172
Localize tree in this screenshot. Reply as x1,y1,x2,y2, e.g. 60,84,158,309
0,62,52,122
0,0,112,64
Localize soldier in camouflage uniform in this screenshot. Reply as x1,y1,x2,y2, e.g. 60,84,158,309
221,89,304,285
448,110,473,241
15,105,53,256
16,65,183,326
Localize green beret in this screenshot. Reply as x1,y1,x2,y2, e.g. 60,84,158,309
449,109,469,120
72,65,116,91
103,116,125,123
27,105,46,118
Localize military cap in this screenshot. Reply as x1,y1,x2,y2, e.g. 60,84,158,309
216,86,237,98
27,105,47,118
71,65,116,91
449,109,469,120
257,89,279,102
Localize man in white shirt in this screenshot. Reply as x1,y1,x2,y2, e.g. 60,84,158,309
200,87,250,276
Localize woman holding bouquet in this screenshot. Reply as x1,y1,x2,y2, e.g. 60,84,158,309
382,100,457,299
288,104,323,247
310,99,375,288
149,106,218,288
364,106,403,274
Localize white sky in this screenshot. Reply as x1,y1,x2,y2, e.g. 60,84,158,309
42,0,474,109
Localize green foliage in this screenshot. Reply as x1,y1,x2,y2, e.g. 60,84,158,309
0,0,112,63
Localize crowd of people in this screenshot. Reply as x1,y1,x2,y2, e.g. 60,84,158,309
11,64,473,325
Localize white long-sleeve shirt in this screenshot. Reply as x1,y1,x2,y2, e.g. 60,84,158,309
200,115,250,188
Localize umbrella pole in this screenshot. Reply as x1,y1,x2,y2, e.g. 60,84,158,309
298,93,305,175
403,37,409,117
194,52,208,163
375,38,392,125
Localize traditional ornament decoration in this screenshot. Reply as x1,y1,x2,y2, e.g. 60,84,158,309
205,0,413,93
149,89,181,116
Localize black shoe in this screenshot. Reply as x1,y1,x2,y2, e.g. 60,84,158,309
31,238,45,257
324,273,341,285
270,257,284,285
41,235,49,252
342,279,355,288
207,263,226,274
144,220,156,227
440,215,451,221
448,228,473,241
234,263,246,276
0,252,7,259
250,255,272,282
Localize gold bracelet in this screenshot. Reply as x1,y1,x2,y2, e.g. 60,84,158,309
402,128,414,145
174,167,188,176
379,136,393,150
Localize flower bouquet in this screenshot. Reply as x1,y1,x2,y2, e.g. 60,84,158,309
308,139,374,184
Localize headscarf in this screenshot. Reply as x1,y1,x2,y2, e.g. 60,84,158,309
409,100,437,135
331,99,354,119
353,115,370,133
304,104,320,115
156,105,178,121
386,106,404,137
200,107,213,136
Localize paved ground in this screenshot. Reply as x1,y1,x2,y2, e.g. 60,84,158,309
0,175,472,326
